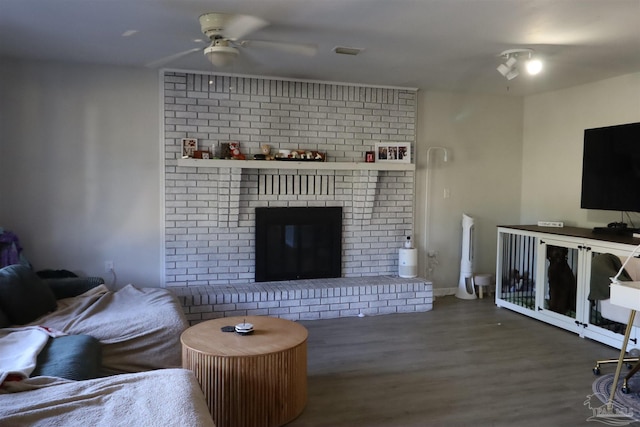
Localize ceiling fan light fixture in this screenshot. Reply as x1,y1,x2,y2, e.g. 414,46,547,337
204,44,239,67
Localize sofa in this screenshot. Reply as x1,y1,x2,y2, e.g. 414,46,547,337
0,264,215,427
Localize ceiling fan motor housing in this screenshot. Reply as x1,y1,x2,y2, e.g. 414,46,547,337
199,12,232,39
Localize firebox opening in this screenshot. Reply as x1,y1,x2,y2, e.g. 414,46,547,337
255,207,342,282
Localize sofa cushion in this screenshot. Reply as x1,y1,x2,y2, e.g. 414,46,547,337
44,276,105,300
0,264,57,325
0,308,9,328
32,334,102,380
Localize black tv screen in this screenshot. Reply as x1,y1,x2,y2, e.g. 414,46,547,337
580,122,640,212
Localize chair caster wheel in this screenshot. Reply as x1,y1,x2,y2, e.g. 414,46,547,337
622,385,631,394
593,367,601,375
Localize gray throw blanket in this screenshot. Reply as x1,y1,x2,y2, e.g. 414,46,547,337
0,368,215,427
26,284,188,375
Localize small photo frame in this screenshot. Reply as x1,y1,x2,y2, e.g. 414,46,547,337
375,142,411,163
365,151,375,163
181,138,198,158
193,150,209,159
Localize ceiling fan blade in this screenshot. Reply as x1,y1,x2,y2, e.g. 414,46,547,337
145,47,201,68
224,14,269,41
240,40,318,57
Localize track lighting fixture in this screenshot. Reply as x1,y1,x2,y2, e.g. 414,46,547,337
496,48,543,80
497,56,519,80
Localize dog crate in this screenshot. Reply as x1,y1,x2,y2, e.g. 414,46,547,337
498,231,537,310
587,249,628,335
497,225,638,350
542,244,579,318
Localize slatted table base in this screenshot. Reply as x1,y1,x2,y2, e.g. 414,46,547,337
181,317,308,427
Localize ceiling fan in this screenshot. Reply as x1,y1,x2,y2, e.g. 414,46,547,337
146,12,318,68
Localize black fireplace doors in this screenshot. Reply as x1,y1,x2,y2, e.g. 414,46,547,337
255,207,342,282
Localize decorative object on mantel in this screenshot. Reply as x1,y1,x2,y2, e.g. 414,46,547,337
193,150,209,159
181,138,198,158
275,150,325,161
228,141,245,160
176,158,416,171
365,151,375,163
260,144,274,160
375,142,411,163
220,142,231,159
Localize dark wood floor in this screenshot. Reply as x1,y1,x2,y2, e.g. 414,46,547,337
289,296,626,427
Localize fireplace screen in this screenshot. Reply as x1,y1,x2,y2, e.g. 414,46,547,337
255,207,342,282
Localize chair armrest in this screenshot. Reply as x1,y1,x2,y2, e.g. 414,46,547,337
44,277,105,300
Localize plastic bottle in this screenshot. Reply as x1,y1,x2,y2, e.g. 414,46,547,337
404,236,412,249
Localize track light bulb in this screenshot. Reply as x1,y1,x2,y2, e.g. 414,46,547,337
526,58,543,75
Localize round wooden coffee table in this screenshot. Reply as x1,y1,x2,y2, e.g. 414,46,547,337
181,316,308,427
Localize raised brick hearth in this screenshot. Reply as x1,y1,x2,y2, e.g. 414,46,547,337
173,276,433,325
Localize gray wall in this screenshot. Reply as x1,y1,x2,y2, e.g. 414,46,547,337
0,59,162,288
521,73,640,228
3,58,634,292
414,91,524,294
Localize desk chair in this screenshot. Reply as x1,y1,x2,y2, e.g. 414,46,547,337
593,298,640,380
589,253,640,375
592,254,640,394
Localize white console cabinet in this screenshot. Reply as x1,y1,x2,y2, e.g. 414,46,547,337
496,225,640,350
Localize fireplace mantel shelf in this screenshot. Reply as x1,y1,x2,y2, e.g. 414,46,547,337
177,158,415,171
175,158,414,229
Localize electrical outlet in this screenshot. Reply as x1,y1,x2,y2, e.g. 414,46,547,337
104,260,114,272
443,188,451,199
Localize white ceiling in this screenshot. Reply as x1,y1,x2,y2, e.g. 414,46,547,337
1,0,639,95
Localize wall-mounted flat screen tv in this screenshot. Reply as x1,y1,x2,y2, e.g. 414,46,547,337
581,122,640,212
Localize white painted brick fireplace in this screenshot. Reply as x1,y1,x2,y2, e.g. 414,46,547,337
162,71,432,322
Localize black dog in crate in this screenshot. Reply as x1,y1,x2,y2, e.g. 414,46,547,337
547,245,577,315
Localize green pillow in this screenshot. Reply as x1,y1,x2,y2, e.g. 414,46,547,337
32,334,102,380
0,264,57,325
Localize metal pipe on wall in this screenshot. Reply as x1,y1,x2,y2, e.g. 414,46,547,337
423,146,450,278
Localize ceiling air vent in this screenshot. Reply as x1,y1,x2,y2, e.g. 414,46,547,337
332,46,363,56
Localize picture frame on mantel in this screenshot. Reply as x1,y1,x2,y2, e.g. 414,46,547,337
181,138,198,158
375,142,411,163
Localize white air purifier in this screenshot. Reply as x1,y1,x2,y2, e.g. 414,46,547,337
456,213,477,299
399,248,418,278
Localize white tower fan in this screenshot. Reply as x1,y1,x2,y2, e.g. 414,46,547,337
456,213,477,299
